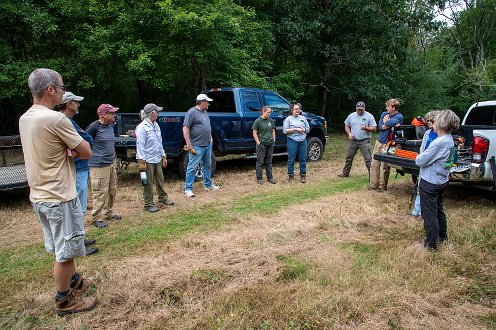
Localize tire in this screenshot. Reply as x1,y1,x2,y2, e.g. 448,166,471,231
306,137,324,162
177,150,216,182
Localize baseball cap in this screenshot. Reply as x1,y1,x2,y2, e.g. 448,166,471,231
63,91,84,103
196,94,213,102
97,103,119,115
356,101,366,109
143,103,163,114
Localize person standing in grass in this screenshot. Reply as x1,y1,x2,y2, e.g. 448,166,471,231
283,103,310,183
56,91,98,255
19,68,97,315
252,106,276,185
87,103,122,228
411,110,440,217
136,103,174,212
369,98,403,191
415,110,459,250
337,101,377,178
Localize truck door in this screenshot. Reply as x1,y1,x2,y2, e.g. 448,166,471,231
240,90,263,150
261,92,289,149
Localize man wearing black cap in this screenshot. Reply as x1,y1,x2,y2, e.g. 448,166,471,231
136,103,174,212
337,101,377,178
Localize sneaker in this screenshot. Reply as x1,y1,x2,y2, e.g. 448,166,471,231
337,173,349,177
56,291,97,316
257,179,264,185
145,206,160,213
84,246,99,256
204,184,220,191
300,175,306,183
185,190,195,198
91,220,108,228
110,214,122,221
288,175,295,182
71,276,92,297
84,239,96,246
267,178,276,184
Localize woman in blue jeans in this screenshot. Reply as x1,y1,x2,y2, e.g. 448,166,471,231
283,103,310,183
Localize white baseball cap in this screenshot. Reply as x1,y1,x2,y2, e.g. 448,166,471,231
63,91,84,103
196,93,213,102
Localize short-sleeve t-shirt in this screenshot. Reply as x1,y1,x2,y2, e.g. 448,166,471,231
183,106,211,147
252,117,275,145
86,120,115,167
19,105,83,202
344,111,377,140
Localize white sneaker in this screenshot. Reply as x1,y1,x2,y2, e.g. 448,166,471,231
204,184,220,191
185,190,195,198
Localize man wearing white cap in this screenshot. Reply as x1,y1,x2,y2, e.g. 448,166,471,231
136,103,174,212
182,94,220,197
56,92,98,254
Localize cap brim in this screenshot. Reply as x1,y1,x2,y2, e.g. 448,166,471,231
73,96,84,101
108,107,120,112
156,106,163,111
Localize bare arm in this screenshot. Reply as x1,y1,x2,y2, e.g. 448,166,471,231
345,125,353,139
183,126,192,151
74,140,91,159
253,129,260,145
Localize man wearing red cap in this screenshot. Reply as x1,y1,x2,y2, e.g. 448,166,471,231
86,104,121,228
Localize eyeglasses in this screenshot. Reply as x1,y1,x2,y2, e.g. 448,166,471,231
51,85,67,91
426,119,434,123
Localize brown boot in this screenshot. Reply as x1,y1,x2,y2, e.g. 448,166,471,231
56,291,97,316
300,175,306,183
288,175,295,182
72,275,92,297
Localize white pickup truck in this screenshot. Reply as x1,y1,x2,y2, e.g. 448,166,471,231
373,101,496,197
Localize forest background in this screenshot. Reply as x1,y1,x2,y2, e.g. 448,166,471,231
0,0,495,134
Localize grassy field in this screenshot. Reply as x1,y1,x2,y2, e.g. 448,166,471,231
0,134,494,329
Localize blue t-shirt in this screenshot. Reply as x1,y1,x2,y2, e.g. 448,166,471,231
377,111,403,144
69,118,93,172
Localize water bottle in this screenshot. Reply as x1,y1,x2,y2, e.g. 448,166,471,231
140,170,148,186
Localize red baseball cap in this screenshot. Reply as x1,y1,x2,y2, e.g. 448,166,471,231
97,103,119,115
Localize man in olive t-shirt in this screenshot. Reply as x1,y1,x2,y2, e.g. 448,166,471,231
252,106,276,184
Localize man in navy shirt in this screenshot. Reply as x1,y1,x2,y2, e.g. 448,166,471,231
369,98,403,191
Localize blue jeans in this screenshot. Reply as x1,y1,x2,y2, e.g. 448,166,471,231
411,194,421,216
75,169,89,216
287,138,307,175
185,144,213,191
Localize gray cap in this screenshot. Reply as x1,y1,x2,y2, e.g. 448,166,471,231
63,92,84,103
143,103,163,114
356,101,366,109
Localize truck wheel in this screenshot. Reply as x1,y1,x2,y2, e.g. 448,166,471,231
177,151,216,182
307,137,323,162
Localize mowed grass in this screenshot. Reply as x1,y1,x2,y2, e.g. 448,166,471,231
0,133,495,329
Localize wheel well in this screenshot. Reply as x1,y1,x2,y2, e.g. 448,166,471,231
307,129,326,146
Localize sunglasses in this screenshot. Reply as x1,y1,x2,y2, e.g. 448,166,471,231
426,119,434,123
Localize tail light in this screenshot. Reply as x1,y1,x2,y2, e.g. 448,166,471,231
472,136,489,163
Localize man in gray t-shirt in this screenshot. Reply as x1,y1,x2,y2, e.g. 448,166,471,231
338,101,377,177
182,94,220,197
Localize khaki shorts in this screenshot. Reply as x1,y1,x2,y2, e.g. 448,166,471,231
33,198,85,262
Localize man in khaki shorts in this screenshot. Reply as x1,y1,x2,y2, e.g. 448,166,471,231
19,68,97,315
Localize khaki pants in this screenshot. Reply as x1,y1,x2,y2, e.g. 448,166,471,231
369,140,390,190
143,162,168,207
90,163,117,221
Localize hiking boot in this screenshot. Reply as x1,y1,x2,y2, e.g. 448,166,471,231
84,246,99,256
92,220,108,228
337,173,349,177
110,214,122,221
257,179,264,185
55,291,97,316
267,178,276,184
366,187,383,193
300,175,306,183
71,276,92,297
145,206,160,213
288,175,295,182
84,239,96,246
159,197,174,206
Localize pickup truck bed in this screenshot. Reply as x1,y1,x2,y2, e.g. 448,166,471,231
0,135,28,191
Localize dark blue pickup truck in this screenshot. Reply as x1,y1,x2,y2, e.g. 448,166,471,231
115,87,328,178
